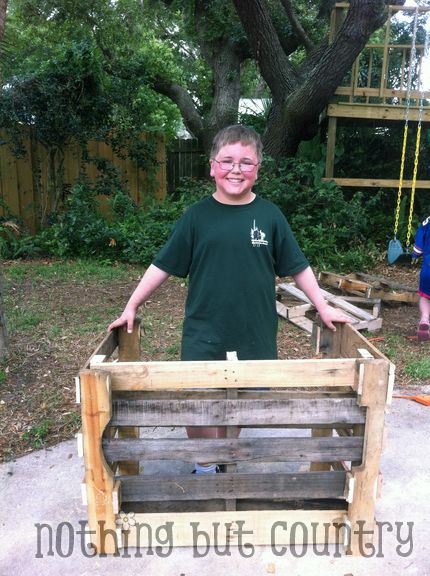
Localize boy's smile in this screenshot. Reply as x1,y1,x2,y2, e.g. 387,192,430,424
210,142,260,204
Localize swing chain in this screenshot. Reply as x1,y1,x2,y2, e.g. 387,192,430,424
394,8,419,239
406,12,430,248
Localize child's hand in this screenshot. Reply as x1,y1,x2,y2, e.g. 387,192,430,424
108,308,137,334
318,305,353,332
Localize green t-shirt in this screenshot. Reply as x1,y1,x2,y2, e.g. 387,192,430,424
153,195,308,360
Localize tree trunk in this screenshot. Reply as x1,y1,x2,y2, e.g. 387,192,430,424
233,0,405,158
0,0,7,41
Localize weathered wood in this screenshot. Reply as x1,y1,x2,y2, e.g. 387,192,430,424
124,509,347,547
109,397,366,427
117,319,141,476
80,370,117,554
225,387,238,510
120,471,347,501
310,428,333,472
118,319,141,362
103,436,363,463
92,358,359,391
83,329,117,369
347,361,389,555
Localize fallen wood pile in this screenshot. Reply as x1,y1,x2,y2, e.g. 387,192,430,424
276,282,382,334
318,271,419,304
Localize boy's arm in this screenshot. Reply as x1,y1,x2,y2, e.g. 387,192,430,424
292,266,351,331
108,264,170,333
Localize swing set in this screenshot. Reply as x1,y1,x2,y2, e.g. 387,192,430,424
324,4,430,264
388,7,430,265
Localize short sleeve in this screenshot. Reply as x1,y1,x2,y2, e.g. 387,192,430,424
272,210,309,277
153,212,194,278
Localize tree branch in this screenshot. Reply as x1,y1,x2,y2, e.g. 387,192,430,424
232,0,299,98
279,0,314,53
152,78,204,139
286,0,389,133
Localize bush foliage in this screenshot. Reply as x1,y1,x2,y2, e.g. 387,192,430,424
0,156,397,271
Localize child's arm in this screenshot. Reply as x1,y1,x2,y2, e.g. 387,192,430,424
292,266,352,331
108,264,170,333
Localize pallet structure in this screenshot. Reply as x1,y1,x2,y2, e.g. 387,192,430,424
77,320,393,556
276,281,382,333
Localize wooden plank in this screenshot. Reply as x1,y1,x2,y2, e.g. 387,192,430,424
112,389,357,401
119,471,347,501
322,177,430,189
80,370,117,554
319,271,372,297
225,385,238,510
347,361,390,555
326,116,337,178
288,315,314,333
92,358,359,391
117,319,141,476
278,282,378,323
110,397,366,427
327,102,430,122
83,330,118,369
123,509,347,547
310,428,333,472
347,272,416,293
103,436,363,463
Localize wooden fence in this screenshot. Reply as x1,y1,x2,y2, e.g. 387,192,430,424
166,138,208,193
0,131,166,233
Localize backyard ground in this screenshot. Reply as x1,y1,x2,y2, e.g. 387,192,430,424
0,258,427,462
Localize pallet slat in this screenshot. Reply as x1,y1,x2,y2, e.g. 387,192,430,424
120,471,347,501
103,436,363,463
92,358,358,390
109,397,366,427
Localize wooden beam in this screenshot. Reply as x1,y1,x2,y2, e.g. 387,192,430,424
347,361,390,555
92,358,359,391
323,177,430,189
327,102,430,122
80,370,117,554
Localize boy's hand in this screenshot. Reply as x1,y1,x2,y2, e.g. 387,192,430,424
318,304,352,332
108,308,137,334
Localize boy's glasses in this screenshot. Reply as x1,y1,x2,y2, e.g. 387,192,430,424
212,159,258,173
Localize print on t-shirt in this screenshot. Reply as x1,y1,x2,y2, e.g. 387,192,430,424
250,220,268,247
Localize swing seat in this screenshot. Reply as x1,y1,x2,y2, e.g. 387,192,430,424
387,239,412,265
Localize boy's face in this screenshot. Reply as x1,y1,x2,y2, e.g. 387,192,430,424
210,142,260,204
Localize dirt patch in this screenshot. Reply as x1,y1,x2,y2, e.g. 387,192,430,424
0,259,426,462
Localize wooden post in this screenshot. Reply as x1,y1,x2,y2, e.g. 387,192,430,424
80,370,117,554
117,319,141,475
325,116,337,178
347,360,389,555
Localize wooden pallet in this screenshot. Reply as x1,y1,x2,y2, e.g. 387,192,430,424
319,271,419,304
276,282,382,333
77,321,393,556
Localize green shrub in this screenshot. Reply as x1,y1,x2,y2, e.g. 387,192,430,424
0,158,386,270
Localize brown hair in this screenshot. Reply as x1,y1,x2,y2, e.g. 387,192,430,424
210,125,263,162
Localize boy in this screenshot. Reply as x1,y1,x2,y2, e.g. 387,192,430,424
109,125,350,473
412,215,430,341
